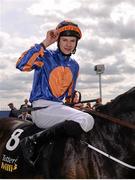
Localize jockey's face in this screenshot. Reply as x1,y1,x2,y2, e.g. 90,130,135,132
59,36,77,55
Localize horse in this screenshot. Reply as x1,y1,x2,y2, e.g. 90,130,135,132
0,87,135,178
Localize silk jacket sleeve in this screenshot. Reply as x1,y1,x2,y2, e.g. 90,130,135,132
16,44,44,71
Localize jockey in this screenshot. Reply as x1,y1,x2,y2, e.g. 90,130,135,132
16,20,94,162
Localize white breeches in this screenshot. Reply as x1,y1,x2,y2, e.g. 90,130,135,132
32,99,94,132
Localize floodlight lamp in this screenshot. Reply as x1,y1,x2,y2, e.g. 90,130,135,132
94,64,105,74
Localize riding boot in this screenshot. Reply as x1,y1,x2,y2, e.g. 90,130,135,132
38,120,84,139
20,120,85,165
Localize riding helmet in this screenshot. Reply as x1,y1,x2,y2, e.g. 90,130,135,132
56,20,82,40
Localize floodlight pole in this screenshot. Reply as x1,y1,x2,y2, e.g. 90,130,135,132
94,64,105,101
99,73,102,100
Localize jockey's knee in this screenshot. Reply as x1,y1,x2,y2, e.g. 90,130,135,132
64,114,94,138
80,113,94,133
61,120,84,139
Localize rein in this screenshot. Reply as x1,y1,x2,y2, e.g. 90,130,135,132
84,108,135,130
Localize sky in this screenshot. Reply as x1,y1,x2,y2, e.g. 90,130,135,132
0,0,135,109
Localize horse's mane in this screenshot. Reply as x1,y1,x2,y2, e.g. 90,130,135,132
97,87,135,117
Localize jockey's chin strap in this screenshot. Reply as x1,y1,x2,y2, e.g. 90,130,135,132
81,140,135,170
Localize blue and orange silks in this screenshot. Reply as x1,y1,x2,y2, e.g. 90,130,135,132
16,44,79,103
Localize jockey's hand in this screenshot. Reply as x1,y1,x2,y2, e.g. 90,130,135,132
42,29,59,48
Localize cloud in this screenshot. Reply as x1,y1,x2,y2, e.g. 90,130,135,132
27,0,81,15
1,0,135,108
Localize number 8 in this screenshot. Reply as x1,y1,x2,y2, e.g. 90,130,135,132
6,129,24,151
